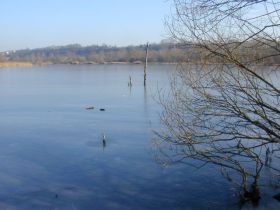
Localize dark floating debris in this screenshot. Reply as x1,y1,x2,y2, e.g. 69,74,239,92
100,108,105,111
273,193,280,201
85,106,94,110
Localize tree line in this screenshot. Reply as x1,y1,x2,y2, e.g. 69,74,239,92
1,43,188,64
2,41,279,65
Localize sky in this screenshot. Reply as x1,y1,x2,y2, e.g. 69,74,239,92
0,0,172,51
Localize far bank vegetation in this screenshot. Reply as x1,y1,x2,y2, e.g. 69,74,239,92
1,43,186,65
1,41,280,66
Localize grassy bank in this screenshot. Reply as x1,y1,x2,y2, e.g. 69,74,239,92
0,62,33,68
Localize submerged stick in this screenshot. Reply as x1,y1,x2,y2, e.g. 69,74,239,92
102,133,106,149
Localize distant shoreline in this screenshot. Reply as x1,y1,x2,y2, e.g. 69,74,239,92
62,61,177,65
1,61,278,69
0,61,177,68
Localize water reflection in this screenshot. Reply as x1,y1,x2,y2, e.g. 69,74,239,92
155,65,280,209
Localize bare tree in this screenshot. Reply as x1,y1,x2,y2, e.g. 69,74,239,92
156,0,280,202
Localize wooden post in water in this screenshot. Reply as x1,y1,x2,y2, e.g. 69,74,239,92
144,42,149,86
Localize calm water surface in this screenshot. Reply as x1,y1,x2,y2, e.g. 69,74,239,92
0,64,279,210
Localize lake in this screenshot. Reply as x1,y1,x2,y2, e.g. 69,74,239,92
0,64,279,210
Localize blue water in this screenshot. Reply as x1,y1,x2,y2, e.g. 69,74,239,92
0,64,279,210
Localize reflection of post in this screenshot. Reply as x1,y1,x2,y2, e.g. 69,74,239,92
128,75,132,93
144,85,148,113
128,75,132,87
143,85,151,127
144,42,149,86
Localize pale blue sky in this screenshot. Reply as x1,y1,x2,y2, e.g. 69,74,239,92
0,0,171,51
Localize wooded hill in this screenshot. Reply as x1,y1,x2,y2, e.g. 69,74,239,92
1,41,279,65
1,43,189,64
